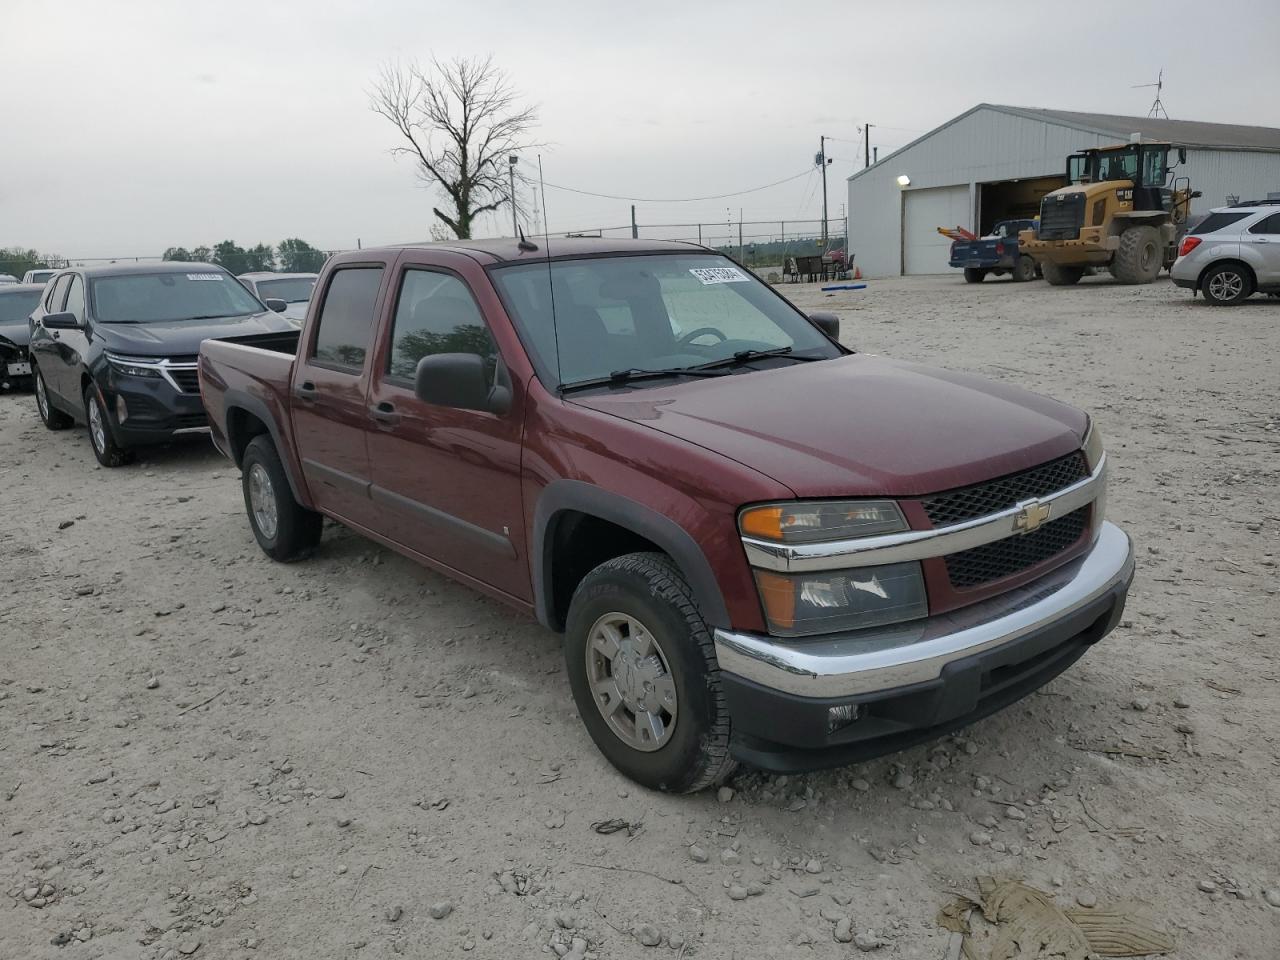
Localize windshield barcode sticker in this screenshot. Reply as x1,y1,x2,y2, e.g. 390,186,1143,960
689,266,749,285
187,273,223,281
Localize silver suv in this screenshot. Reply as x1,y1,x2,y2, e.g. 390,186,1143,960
1171,202,1280,305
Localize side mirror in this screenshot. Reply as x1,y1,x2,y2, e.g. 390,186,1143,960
808,312,840,339
1177,147,1187,164
415,353,511,415
43,312,81,330
264,298,288,313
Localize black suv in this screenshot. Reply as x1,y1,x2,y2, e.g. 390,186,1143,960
30,262,296,466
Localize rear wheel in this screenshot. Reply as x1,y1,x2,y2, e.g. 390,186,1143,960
241,435,323,560
963,268,986,283
565,552,735,793
85,383,132,467
1013,255,1036,282
35,368,72,430
1201,264,1253,306
1041,261,1085,286
1111,225,1162,284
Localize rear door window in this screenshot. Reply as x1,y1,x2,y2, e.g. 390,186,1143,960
1248,213,1280,235
310,267,384,371
1191,212,1250,235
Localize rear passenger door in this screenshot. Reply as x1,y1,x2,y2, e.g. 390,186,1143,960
364,260,530,602
1246,212,1280,286
30,273,72,403
290,260,389,530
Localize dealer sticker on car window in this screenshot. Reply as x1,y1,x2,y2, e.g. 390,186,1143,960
689,266,750,285
187,273,223,281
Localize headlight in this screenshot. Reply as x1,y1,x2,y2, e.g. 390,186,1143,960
1083,420,1104,472
753,562,927,637
106,353,163,379
740,500,907,543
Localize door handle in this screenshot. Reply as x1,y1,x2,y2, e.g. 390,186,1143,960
370,401,400,426
294,381,318,401
1255,238,1272,243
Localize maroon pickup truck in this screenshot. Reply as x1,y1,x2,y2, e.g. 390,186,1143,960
198,238,1133,793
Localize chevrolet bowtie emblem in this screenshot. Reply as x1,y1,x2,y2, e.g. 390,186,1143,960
1013,499,1052,533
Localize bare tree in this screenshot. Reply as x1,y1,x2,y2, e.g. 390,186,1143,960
371,56,538,240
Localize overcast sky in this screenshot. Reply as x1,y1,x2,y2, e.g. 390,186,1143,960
3,0,1277,260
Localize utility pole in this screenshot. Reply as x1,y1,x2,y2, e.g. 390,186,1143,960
508,156,519,237
818,136,829,246
630,205,638,239
873,146,878,164
864,124,873,168
738,208,744,262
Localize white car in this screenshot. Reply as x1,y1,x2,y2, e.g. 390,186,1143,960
0,274,17,285
1171,202,1280,305
21,268,59,286
237,272,318,326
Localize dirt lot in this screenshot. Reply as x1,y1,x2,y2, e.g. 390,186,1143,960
2,274,1278,960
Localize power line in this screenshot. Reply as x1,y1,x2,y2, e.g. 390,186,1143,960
541,168,814,203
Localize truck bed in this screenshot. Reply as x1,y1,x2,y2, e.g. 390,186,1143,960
198,333,300,462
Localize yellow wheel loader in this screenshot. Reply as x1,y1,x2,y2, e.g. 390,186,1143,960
1019,138,1199,285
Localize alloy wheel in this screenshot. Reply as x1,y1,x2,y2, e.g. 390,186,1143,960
585,612,679,752
248,463,279,540
87,393,106,453
1209,271,1244,301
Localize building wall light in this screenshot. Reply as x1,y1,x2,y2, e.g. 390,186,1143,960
896,174,911,187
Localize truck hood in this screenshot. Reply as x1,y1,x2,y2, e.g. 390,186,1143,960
571,354,1088,497
95,310,297,357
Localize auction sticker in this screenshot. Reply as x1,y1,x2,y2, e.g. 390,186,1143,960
689,266,750,284
187,273,223,281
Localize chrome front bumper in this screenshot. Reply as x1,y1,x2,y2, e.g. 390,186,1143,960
715,521,1134,699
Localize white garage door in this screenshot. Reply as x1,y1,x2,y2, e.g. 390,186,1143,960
903,185,971,275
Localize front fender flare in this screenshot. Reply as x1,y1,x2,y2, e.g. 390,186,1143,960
532,479,731,632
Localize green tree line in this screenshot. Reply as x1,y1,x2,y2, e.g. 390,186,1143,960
0,247,67,278
163,238,329,274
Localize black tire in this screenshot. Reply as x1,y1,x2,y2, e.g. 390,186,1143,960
963,268,986,284
34,367,72,430
241,435,323,561
1201,263,1254,306
84,382,132,467
1041,261,1085,286
1013,255,1036,283
1110,225,1162,284
564,552,736,793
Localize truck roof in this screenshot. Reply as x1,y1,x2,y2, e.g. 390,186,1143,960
345,237,713,266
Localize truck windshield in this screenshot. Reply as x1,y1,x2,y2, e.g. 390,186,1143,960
90,272,266,323
0,289,41,322
255,277,316,303
490,254,840,389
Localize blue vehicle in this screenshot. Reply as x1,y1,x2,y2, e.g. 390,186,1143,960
948,219,1040,283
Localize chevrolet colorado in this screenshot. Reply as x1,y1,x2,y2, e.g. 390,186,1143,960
198,239,1133,793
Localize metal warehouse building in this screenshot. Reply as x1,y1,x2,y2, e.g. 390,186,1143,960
846,104,1280,277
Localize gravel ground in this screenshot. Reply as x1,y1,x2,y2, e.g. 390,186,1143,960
2,274,1278,959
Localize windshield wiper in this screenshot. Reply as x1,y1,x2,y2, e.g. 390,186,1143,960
559,366,729,394
692,346,823,372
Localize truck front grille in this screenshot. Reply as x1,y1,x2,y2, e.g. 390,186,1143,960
945,507,1089,589
922,452,1089,527
1038,193,1086,241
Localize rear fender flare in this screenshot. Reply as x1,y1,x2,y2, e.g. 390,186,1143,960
532,479,731,632
223,389,309,507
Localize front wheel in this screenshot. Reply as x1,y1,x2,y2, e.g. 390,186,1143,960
564,552,736,793
241,435,323,561
1201,264,1253,306
35,368,72,430
1041,261,1085,286
85,383,132,467
963,268,986,284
